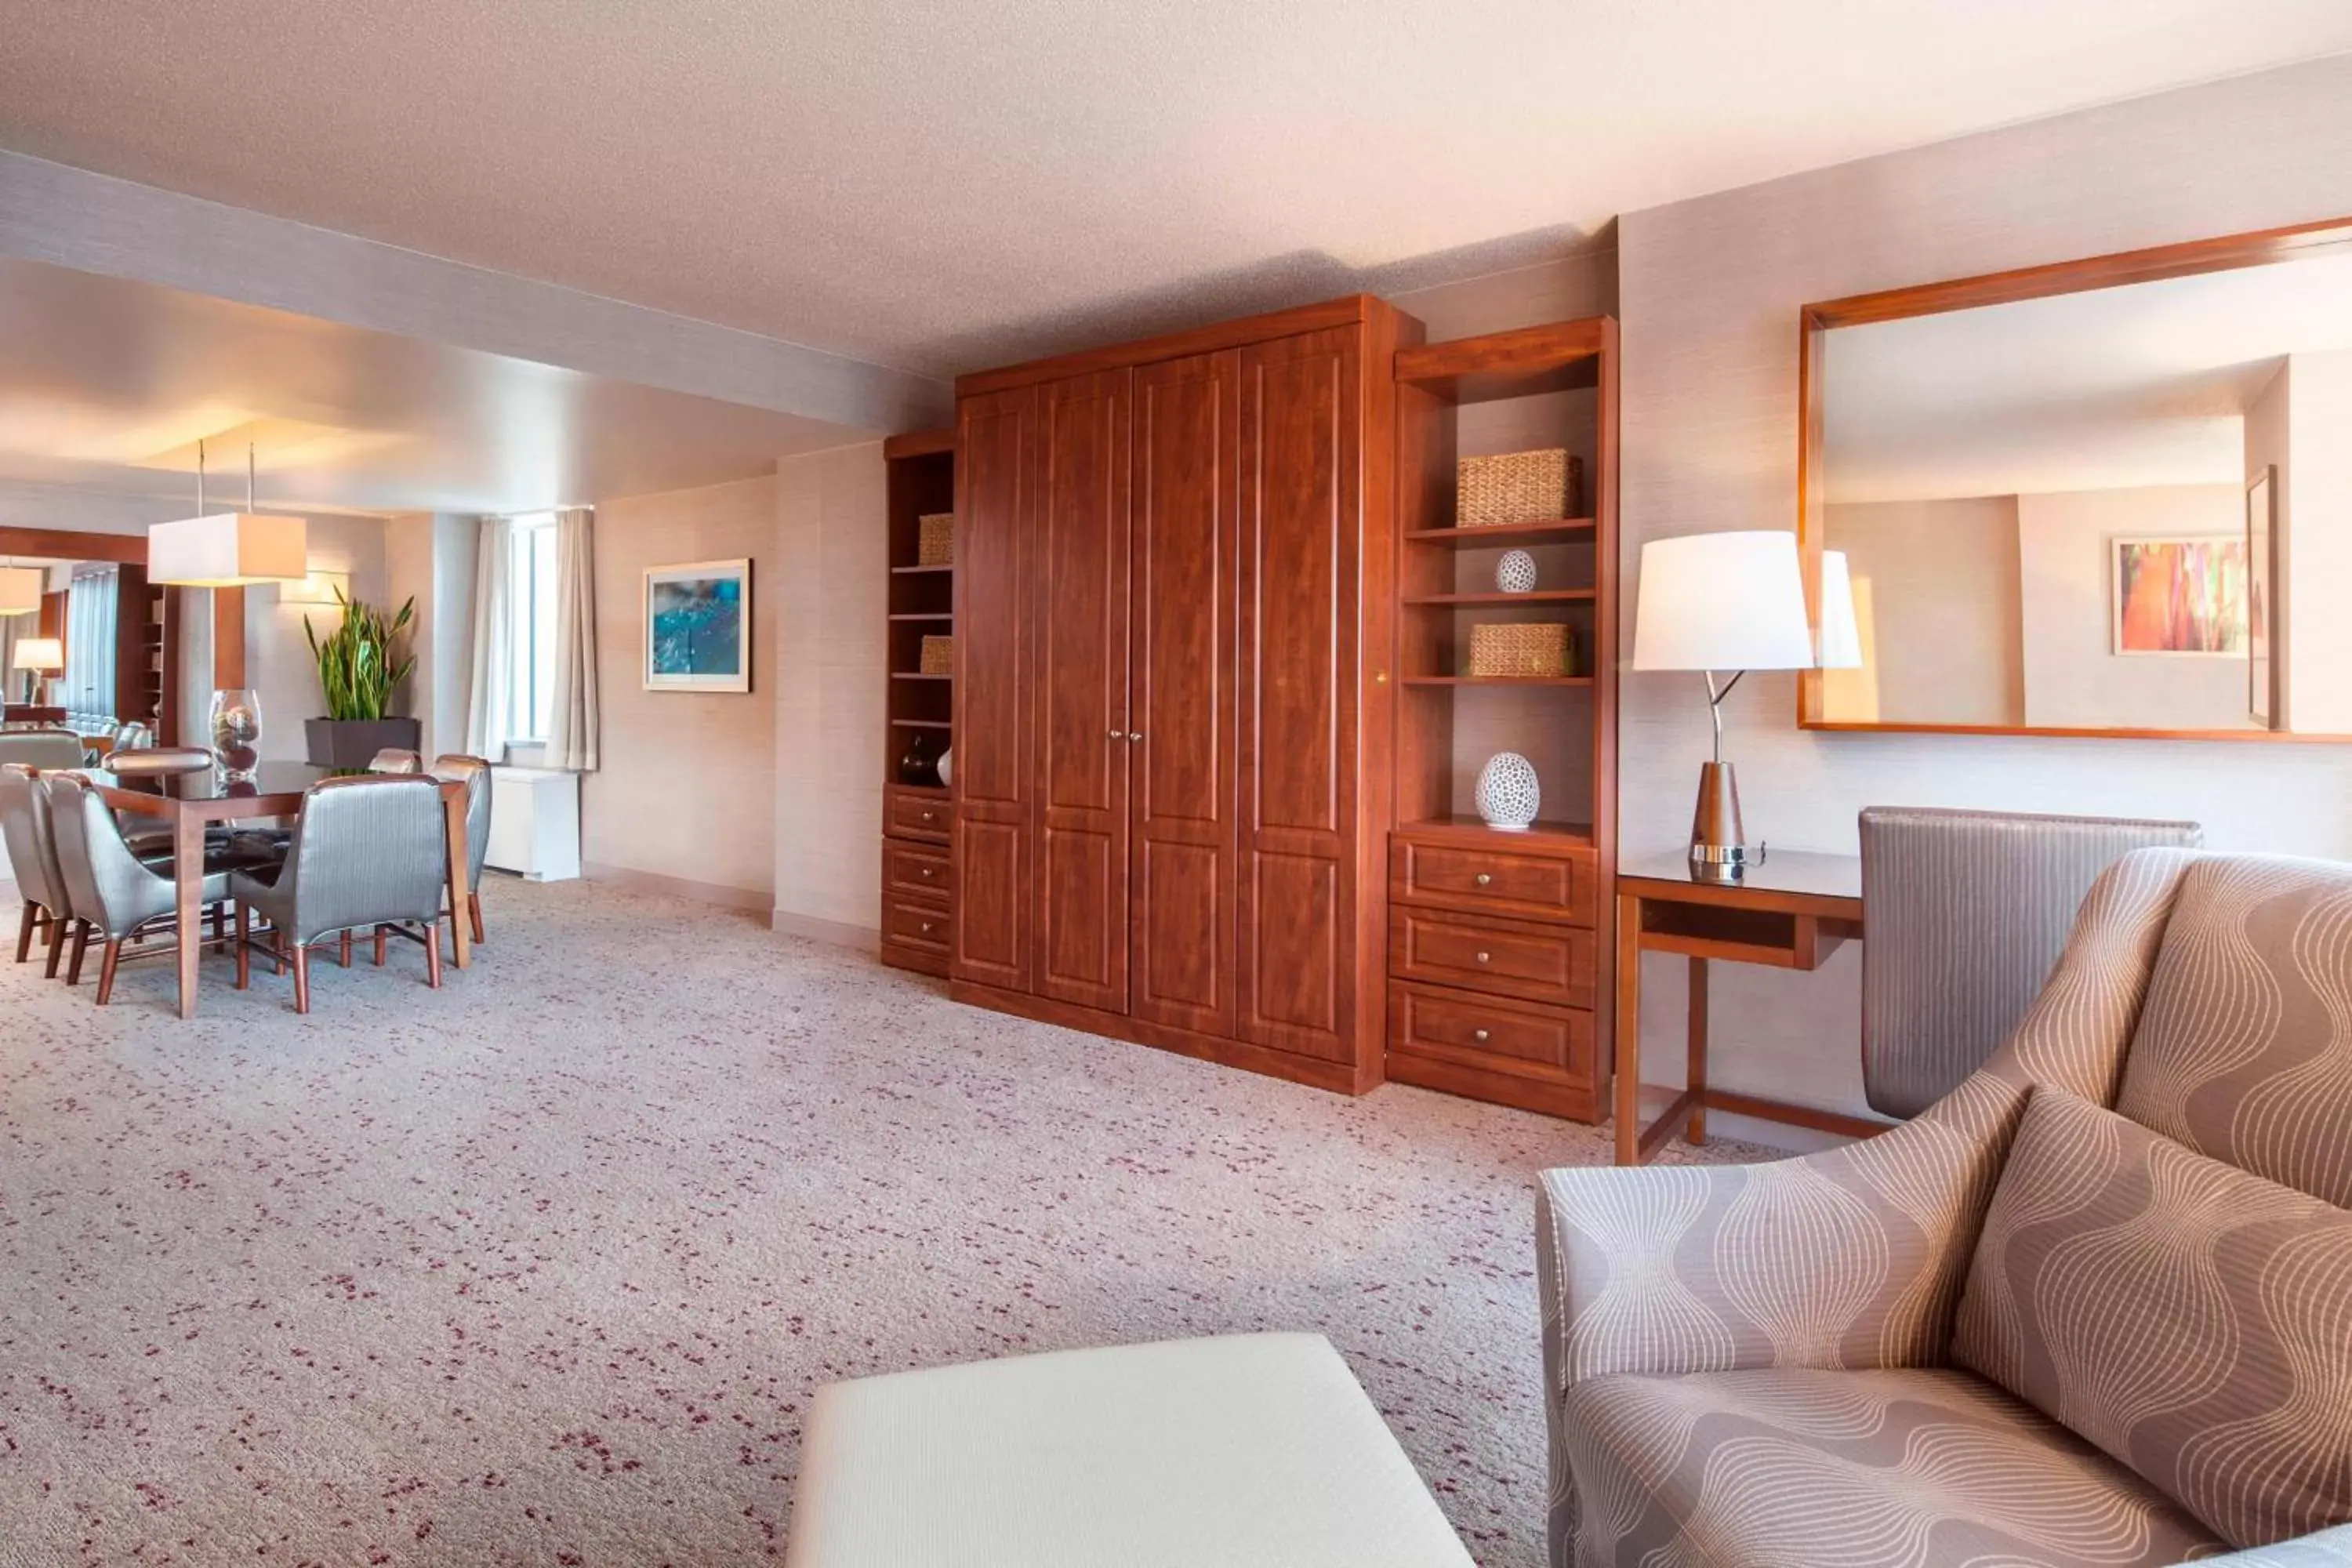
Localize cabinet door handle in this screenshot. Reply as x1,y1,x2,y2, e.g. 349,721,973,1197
1107,728,1123,740
1473,1028,1490,1044
1474,873,1492,887
1127,731,1144,742
1475,951,1491,964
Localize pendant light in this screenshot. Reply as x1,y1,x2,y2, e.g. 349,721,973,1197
148,439,307,587
0,557,39,616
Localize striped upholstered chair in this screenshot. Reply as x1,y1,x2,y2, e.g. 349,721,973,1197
1538,851,2352,1568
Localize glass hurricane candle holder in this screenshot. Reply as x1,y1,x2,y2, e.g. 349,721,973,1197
210,688,263,782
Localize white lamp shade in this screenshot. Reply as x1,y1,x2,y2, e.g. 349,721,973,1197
1817,550,1864,670
11,637,64,673
148,512,307,587
1632,531,1817,672
0,566,41,615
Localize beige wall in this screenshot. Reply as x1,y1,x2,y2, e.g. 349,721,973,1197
583,474,779,906
246,514,390,760
383,512,480,760
2016,483,2250,731
1824,495,2023,726
2284,348,2352,733
771,443,888,940
1613,51,2352,1146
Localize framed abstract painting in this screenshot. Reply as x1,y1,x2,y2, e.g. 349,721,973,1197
644,558,752,692
2109,535,2246,657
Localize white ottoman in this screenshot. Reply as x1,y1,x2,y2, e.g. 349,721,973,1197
786,1333,1476,1568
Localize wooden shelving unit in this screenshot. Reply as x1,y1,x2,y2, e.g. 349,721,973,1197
880,428,957,978
1385,315,1620,1123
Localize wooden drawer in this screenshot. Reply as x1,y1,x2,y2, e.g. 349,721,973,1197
1390,837,1593,926
884,893,952,953
887,787,953,844
1387,980,1596,1079
884,840,954,900
1388,906,1595,1008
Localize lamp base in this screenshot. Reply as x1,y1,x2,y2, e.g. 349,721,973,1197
1688,760,1753,884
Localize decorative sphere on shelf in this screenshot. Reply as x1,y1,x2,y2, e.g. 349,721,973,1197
1475,752,1541,832
937,746,953,789
1495,549,1538,594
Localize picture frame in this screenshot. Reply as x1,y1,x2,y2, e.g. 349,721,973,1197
2108,535,2246,658
2246,467,2279,728
644,557,752,692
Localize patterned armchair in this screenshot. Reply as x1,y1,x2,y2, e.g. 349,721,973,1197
1537,851,2352,1568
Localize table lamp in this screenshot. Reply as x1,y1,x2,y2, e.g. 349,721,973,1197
13,637,64,706
1632,532,1854,882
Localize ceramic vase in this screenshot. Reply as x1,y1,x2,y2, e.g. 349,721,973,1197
937,746,953,789
1496,549,1538,594
1474,752,1541,832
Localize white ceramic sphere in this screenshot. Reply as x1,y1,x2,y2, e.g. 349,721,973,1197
1495,549,1538,594
1475,752,1541,832
937,746,953,789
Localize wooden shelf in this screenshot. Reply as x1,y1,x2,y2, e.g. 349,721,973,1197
1396,320,1606,402
890,717,953,731
1399,814,1595,847
1403,589,1595,608
891,671,953,681
888,612,954,622
1405,518,1595,546
891,564,954,575
1400,675,1591,688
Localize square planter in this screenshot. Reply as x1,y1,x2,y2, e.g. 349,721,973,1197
304,717,423,770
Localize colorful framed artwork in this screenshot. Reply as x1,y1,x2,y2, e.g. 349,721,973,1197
644,557,752,692
2109,535,2246,657
2246,468,2279,728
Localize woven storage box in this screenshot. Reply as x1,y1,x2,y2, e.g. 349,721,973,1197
919,635,955,675
916,513,956,566
1468,622,1572,678
1457,450,1582,529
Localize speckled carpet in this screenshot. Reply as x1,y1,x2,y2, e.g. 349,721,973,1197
0,877,1772,1566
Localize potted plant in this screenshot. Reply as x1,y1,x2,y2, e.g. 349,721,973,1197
302,590,422,768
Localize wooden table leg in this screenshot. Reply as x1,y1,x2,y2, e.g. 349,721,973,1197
1686,956,1709,1145
442,786,472,971
1613,891,1644,1166
173,811,204,1019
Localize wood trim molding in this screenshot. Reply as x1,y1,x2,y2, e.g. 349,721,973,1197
580,862,773,916
769,908,882,952
1796,213,2352,742
0,525,144,564
953,296,1374,397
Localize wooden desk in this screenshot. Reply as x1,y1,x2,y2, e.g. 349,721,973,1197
1614,850,1885,1165
91,761,474,1018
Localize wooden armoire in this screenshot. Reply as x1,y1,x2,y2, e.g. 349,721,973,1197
945,296,1422,1092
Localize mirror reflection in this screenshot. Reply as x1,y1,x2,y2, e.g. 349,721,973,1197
1815,244,2352,736
0,556,162,753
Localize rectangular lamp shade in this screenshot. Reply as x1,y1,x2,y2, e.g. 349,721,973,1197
11,636,64,673
1817,550,1864,670
1632,530,1817,672
148,511,308,587
0,565,40,615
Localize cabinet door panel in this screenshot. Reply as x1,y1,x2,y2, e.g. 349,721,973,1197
951,385,1036,991
1130,350,1238,1035
1031,369,1132,1011
1235,328,1360,1061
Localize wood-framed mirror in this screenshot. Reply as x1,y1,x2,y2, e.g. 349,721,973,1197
1798,215,2352,742
0,524,202,746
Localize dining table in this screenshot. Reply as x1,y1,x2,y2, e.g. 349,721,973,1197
89,760,474,1018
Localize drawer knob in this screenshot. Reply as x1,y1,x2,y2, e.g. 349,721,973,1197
919,866,934,878
919,920,935,935
1474,873,1492,887
919,810,935,822
1473,1027,1490,1044
1475,951,1491,964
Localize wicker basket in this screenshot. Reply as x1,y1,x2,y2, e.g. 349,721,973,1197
1468,622,1572,678
919,635,955,675
1457,450,1582,529
916,513,956,567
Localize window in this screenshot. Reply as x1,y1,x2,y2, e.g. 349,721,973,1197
507,514,560,743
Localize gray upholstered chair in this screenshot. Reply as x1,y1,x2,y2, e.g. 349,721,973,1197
229,775,448,1012
1858,806,2204,1117
0,729,91,770
432,753,492,946
0,763,74,975
1538,850,2352,1568
367,749,422,774
42,773,234,1003
107,746,224,858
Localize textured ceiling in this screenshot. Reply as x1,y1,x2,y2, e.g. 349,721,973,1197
2,2,2349,379
1824,248,2352,503
0,257,849,517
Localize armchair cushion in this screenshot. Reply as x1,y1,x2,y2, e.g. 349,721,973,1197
2113,858,2352,1209
1955,1087,2352,1548
1559,1367,2220,1568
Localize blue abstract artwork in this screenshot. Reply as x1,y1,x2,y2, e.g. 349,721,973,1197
644,560,751,691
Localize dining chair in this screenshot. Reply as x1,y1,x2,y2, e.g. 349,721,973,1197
106,746,225,858
42,773,237,1003
431,753,492,946
367,749,423,774
1857,804,2204,1117
229,775,448,1013
0,763,74,977
0,729,91,770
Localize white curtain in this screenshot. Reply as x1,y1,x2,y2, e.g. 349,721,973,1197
464,514,515,759
543,506,599,771
64,567,118,717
